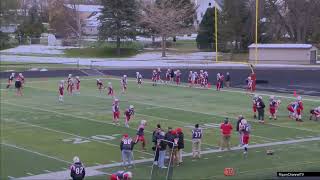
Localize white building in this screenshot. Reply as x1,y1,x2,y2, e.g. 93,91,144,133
248,44,318,65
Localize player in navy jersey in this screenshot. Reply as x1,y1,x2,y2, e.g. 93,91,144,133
15,75,23,96
152,70,157,86
75,76,80,94
124,105,134,128
96,79,104,93
70,156,85,180
6,73,15,89
192,124,202,158
110,171,132,180
107,82,114,97
112,99,120,125
310,106,320,121
135,120,147,150
58,80,65,102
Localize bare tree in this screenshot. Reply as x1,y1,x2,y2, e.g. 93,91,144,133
140,0,196,57
48,0,81,39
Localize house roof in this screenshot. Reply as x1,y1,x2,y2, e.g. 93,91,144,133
65,4,102,12
248,44,313,49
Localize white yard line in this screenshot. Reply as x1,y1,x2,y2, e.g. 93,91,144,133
17,136,320,180
1,143,70,164
2,118,153,156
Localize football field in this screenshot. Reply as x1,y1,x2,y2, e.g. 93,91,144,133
1,76,320,180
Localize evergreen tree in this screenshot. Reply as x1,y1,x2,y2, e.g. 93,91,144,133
98,0,139,55
196,8,216,49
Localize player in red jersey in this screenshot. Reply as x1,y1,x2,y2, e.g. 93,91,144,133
156,67,162,84
296,96,304,122
165,69,170,84
112,99,120,125
107,82,114,97
252,95,258,119
18,73,25,88
239,119,251,156
247,76,253,92
66,74,72,93
269,96,281,120
216,73,221,91
175,70,181,85
6,73,15,89
249,64,256,92
96,79,104,93
75,76,80,94
110,171,132,180
287,101,297,119
135,120,147,150
67,77,74,95
310,106,320,121
124,105,134,128
121,75,127,93
58,80,65,102
152,70,157,86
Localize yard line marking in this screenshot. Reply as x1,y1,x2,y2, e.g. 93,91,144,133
3,118,153,156
18,83,320,134
8,176,15,179
1,143,70,164
2,101,219,149
94,163,101,165
110,161,117,163
17,137,320,180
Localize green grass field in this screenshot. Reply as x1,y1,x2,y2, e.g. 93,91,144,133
1,76,320,180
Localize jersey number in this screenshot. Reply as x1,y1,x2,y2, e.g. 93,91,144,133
75,167,83,175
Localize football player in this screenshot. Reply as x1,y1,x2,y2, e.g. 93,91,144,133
136,72,143,88
15,74,23,96
112,99,120,125
239,119,251,156
175,70,181,85
216,73,221,91
6,73,15,89
96,79,104,93
70,156,85,180
252,95,258,119
68,77,74,95
165,69,171,84
135,120,147,150
19,73,25,88
295,96,304,122
58,80,65,102
287,101,297,119
120,134,134,167
188,71,193,86
269,96,281,120
152,70,157,86
156,67,162,84
75,76,80,94
124,105,134,128
121,75,128,93
66,74,72,93
310,106,320,121
110,171,132,180
107,82,114,97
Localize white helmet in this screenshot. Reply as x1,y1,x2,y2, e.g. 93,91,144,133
270,95,275,100
141,120,147,125
157,67,160,71
108,82,112,85
160,131,165,136
168,69,170,71
76,76,79,79
129,105,134,109
19,73,22,76
136,72,139,74
123,75,127,78
248,77,252,80
297,96,302,101
12,73,15,76
153,70,156,73
241,119,247,124
125,171,132,178
73,156,80,163
258,96,263,100
68,74,72,77
60,80,64,83
114,98,119,102
200,70,203,73
97,79,100,81
190,71,192,73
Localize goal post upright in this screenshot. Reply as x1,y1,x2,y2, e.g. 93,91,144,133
215,1,218,63
255,0,259,65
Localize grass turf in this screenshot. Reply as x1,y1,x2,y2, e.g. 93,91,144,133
1,76,320,179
